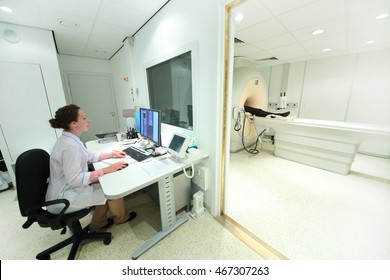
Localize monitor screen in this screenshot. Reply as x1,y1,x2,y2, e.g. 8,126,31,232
139,108,161,146
168,134,186,153
167,132,190,160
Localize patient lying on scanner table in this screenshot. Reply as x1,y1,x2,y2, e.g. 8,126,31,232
244,106,290,118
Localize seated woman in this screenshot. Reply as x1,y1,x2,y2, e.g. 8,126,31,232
46,104,136,232
244,105,290,118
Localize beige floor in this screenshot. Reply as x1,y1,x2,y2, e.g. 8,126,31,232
0,187,262,260
226,144,390,260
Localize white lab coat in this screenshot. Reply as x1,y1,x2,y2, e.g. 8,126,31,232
46,131,106,214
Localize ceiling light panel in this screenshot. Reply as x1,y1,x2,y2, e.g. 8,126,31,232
376,13,388,19
312,29,324,35
0,6,13,13
291,18,347,42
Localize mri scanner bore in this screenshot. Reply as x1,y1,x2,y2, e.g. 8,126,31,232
230,68,291,154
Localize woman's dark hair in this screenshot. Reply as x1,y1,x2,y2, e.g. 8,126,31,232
49,104,80,130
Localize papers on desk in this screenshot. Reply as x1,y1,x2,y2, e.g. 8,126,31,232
102,156,136,165
142,158,177,176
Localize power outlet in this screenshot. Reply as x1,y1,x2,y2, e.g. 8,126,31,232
192,167,208,190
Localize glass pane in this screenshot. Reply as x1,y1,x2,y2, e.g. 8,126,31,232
146,51,193,130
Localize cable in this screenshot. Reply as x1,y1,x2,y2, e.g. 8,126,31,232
241,113,266,155
233,106,266,154
183,161,195,178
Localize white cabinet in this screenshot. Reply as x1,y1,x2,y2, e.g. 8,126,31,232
0,62,58,185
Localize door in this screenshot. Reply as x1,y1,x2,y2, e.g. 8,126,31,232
0,62,58,184
66,73,119,143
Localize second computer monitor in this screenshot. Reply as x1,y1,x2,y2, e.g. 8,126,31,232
139,108,161,147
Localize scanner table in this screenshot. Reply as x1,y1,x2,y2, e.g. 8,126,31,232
86,140,208,259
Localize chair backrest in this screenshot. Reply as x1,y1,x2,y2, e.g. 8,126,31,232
15,149,50,217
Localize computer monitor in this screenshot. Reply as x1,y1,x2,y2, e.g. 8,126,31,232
167,132,191,160
139,108,161,147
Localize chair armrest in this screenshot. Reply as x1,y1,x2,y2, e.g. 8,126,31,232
23,199,70,229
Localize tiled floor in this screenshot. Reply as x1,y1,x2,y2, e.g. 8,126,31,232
226,147,390,259
0,187,262,260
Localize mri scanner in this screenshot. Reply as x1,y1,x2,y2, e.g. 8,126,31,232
230,67,390,175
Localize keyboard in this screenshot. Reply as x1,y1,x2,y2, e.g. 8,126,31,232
123,146,151,162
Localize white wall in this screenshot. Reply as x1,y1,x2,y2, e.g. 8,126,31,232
258,49,390,156
58,44,137,131
57,54,112,102
0,22,67,184
347,49,390,125
131,0,224,214
109,43,136,125
0,23,66,122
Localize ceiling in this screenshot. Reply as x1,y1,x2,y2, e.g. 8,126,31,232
0,0,389,63
232,0,390,67
0,0,169,60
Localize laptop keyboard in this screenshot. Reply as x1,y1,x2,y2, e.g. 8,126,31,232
123,146,150,162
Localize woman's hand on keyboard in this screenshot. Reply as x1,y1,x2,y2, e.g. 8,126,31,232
103,161,129,174
112,150,126,158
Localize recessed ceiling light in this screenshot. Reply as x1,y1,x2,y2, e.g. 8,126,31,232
322,48,331,52
376,13,388,19
366,40,375,44
58,19,79,28
312,29,324,35
235,13,243,22
0,6,13,13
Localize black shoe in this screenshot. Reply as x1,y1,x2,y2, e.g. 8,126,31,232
126,211,137,222
102,218,114,229
85,218,114,232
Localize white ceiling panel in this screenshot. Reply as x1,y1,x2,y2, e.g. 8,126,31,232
92,21,135,41
233,0,390,66
291,19,347,42
277,0,347,31
97,0,148,28
253,33,299,50
0,0,169,59
0,0,389,63
232,0,273,30
41,9,94,34
261,0,318,16
110,0,168,14
39,0,101,19
236,18,288,43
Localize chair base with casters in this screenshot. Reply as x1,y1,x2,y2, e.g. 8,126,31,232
26,208,112,260
15,148,112,260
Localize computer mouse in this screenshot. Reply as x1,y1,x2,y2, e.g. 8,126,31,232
156,147,167,155
118,163,129,170
152,151,159,157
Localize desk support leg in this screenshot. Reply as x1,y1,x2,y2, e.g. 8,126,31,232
132,174,189,259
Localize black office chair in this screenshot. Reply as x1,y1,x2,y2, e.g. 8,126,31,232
15,148,111,260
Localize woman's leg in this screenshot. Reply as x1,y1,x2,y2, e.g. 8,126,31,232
89,203,109,231
107,198,130,224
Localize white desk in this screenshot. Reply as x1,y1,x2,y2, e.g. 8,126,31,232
86,140,208,259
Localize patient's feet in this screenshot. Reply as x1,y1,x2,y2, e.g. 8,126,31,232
279,111,290,117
